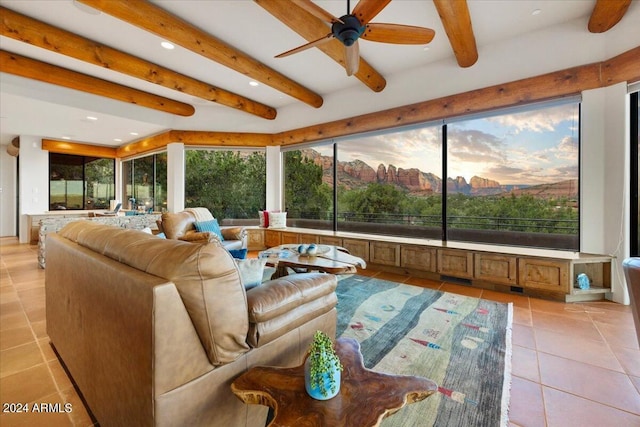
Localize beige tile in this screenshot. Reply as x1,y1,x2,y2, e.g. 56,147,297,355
0,363,58,405
404,276,442,290
507,377,545,427
511,345,539,382
60,385,96,427
0,391,74,427
631,376,640,394
530,298,592,321
512,306,532,327
611,346,640,377
596,321,640,350
512,324,536,350
31,320,48,339
0,326,35,351
535,328,624,372
539,352,640,414
440,282,483,298
0,342,46,378
48,359,74,392
0,300,24,317
543,386,640,427
0,311,30,332
531,310,602,341
38,338,57,362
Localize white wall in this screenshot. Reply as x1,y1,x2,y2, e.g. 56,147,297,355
0,147,17,237
18,136,48,243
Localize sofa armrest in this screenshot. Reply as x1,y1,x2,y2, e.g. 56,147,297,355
246,273,338,348
179,231,221,244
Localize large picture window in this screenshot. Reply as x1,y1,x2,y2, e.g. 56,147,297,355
446,102,580,249
122,152,167,212
336,125,442,238
283,145,334,230
282,100,580,250
49,153,115,210
184,149,265,221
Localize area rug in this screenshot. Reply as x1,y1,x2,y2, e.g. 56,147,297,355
335,274,512,427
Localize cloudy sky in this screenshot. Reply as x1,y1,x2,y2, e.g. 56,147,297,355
333,103,579,185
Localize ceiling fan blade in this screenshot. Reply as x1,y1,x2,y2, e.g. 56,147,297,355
588,0,631,33
362,23,435,44
352,0,392,25
345,41,360,76
432,0,478,68
275,33,334,58
290,0,343,24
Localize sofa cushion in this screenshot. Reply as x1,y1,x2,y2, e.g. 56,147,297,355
57,221,250,365
160,211,195,239
194,219,224,241
236,258,267,290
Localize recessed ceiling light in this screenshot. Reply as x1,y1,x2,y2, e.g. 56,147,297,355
161,41,175,50
130,132,139,136
532,9,542,16
62,136,71,140
114,138,122,142
249,81,259,87
86,116,98,121
423,46,430,52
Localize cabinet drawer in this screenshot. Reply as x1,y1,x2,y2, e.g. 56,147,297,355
370,242,400,266
280,232,299,245
474,253,517,285
319,236,343,246
518,258,570,292
264,230,281,247
342,239,370,262
437,249,473,279
246,229,264,250
401,245,437,272
299,234,319,244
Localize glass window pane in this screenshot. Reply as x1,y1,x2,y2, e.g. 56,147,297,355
283,145,334,230
49,153,114,210
336,126,442,238
185,149,266,221
122,153,167,212
446,103,579,250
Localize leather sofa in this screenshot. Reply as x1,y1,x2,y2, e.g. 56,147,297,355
45,221,338,427
157,207,247,250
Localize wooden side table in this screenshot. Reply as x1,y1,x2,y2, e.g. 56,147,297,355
231,337,437,427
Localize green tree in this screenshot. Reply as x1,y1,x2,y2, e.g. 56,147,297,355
284,151,332,219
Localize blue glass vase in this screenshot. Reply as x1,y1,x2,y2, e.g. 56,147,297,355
304,355,341,400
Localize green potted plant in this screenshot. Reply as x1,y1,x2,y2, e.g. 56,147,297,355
304,331,343,400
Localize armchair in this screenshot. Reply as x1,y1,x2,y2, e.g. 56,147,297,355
157,207,247,250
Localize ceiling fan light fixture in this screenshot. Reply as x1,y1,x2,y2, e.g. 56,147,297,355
332,15,365,47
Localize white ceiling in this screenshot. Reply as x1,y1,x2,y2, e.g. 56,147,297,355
1,0,639,149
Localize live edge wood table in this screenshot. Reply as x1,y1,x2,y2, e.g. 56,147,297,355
231,337,437,427
262,244,367,279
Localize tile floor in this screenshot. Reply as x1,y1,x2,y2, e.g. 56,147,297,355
1,237,639,426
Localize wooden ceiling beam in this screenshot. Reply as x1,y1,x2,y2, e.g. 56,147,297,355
273,45,640,146
78,0,324,109
107,46,640,157
43,139,118,158
0,6,276,119
432,0,478,68
588,0,632,33
0,50,195,116
255,0,387,92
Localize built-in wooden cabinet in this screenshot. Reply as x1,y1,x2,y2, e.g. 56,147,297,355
437,249,474,279
518,258,570,293
264,229,281,248
253,227,612,302
342,239,370,262
474,253,517,285
280,232,299,245
246,228,264,250
401,245,437,272
370,242,400,267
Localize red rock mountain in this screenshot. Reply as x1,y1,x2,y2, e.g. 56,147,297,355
298,148,576,198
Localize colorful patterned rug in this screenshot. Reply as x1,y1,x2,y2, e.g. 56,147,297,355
335,274,512,427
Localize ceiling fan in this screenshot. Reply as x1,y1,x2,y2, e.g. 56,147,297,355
275,0,435,76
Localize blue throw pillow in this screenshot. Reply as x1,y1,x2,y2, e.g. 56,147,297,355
228,248,247,259
194,219,224,241
155,232,166,239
